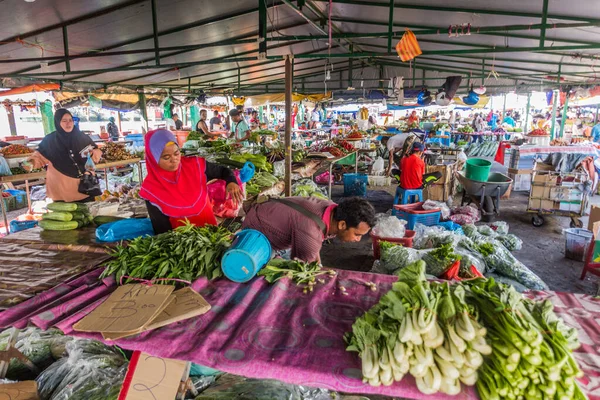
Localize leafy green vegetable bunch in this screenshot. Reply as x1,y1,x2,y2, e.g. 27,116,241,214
101,222,233,283
258,258,336,293
345,261,490,395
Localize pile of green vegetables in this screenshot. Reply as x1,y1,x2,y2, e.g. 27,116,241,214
466,141,499,157
292,178,328,199
246,172,280,197
219,153,272,172
432,123,450,132
346,261,491,394
101,222,233,283
186,131,203,142
36,339,127,400
259,258,336,293
40,202,93,231
346,262,585,398
458,125,475,134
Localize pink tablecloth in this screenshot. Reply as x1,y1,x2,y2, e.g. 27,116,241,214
1,269,598,400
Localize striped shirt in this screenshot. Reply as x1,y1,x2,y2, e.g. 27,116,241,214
242,197,336,262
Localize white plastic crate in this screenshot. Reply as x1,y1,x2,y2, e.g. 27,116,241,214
368,175,392,186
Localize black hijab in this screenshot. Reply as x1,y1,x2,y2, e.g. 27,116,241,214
37,109,96,178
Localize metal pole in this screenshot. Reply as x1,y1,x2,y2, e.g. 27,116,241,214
524,92,531,132
595,104,599,124
62,26,70,72
348,44,353,87
540,0,550,47
258,0,268,57
422,70,426,86
412,60,416,88
387,0,395,53
6,106,17,136
284,55,292,197
560,94,569,138
481,59,485,85
150,0,160,66
550,63,561,139
237,68,241,91
502,93,507,122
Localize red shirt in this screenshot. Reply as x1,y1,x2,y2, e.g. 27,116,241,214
400,154,425,189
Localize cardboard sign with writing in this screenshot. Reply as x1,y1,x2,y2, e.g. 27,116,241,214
102,288,210,340
73,284,175,334
118,352,188,400
0,381,39,400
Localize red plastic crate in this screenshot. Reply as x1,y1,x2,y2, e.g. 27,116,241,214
393,202,441,230
371,230,416,259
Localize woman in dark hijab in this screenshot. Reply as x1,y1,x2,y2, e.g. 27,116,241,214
28,109,102,202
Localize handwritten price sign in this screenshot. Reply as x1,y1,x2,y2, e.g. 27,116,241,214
74,284,175,334
118,352,188,400
0,381,39,400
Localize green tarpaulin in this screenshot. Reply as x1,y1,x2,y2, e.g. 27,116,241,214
40,101,55,135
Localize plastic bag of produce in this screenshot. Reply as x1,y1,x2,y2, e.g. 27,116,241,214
0,155,11,177
95,218,154,242
273,160,285,177
37,339,126,400
490,221,509,234
477,224,496,236
423,199,450,219
496,233,522,251
0,327,73,381
372,214,406,238
372,157,385,175
207,170,244,219
413,224,458,249
379,242,425,272
420,243,462,277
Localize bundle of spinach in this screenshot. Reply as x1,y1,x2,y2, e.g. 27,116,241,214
258,259,336,293
101,222,233,284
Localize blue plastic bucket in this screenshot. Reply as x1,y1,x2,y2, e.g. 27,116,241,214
221,229,272,282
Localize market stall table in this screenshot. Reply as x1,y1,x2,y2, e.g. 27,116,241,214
0,269,597,399
0,227,110,310
0,171,47,232
96,158,143,190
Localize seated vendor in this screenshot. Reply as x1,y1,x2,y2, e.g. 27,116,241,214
242,197,376,263
393,142,441,189
140,129,244,234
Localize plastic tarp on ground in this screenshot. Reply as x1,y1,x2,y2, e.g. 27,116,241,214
1,267,599,399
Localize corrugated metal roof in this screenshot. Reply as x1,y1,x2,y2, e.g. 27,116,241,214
0,0,599,95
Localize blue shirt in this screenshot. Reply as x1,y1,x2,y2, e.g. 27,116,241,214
592,124,600,143
503,116,516,127
232,118,250,145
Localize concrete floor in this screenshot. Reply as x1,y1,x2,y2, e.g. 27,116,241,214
322,185,600,295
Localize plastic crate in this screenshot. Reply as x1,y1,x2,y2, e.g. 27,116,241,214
4,189,26,209
393,202,441,230
368,175,392,187
371,230,415,259
343,173,368,197
1,196,16,212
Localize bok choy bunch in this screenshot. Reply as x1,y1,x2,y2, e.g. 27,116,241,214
463,278,586,400
345,260,491,395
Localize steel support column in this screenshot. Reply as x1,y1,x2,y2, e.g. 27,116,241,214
502,94,507,121
6,106,17,136
596,105,599,124
524,92,531,133
387,0,394,53
560,94,569,138
258,0,268,56
540,0,550,47
62,26,70,72
550,64,561,139
150,0,160,66
284,55,293,197
348,44,353,87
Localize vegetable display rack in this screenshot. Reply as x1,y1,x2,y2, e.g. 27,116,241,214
527,160,588,228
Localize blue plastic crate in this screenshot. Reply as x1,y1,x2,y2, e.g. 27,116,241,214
343,173,368,197
4,189,26,209
394,202,441,230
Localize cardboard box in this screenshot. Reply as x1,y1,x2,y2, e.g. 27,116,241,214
550,187,583,202
587,205,600,231
510,173,531,192
424,183,450,202
530,185,551,199
528,198,556,211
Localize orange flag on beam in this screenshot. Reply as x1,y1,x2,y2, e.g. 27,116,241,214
396,30,422,62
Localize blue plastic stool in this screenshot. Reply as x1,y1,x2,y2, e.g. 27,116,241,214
392,187,423,216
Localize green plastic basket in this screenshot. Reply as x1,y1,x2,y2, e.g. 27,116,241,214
465,158,492,182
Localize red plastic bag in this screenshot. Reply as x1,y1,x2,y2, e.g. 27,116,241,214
207,170,244,219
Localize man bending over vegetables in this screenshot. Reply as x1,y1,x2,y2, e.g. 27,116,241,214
242,197,376,263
